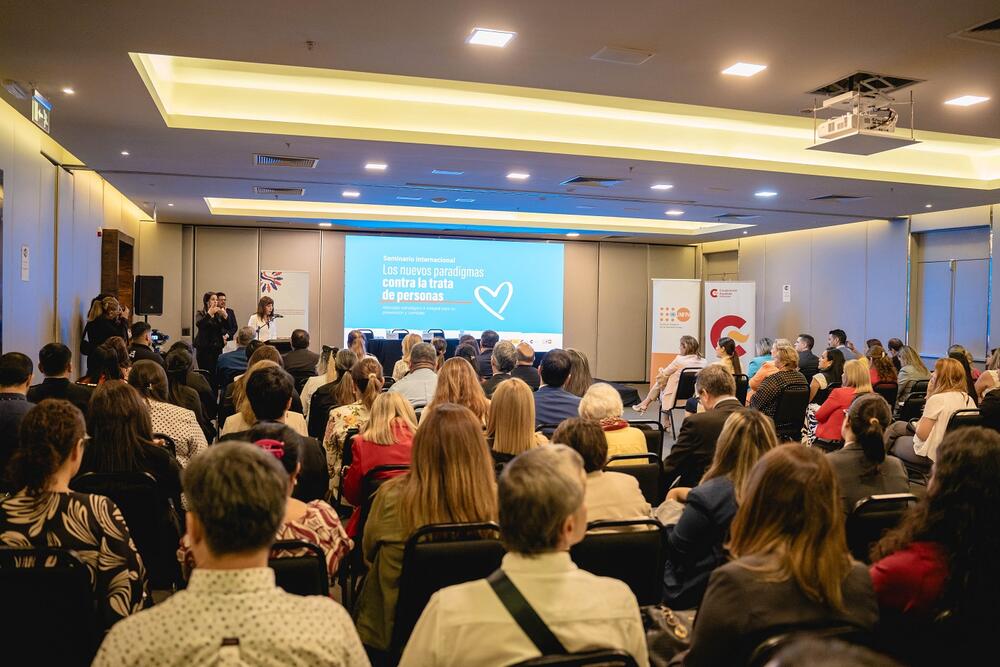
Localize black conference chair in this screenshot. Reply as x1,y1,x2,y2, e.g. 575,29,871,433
874,382,899,407
896,392,926,421
537,422,564,437
748,626,871,667
153,432,177,458
390,522,505,657
629,419,665,459
945,408,983,432
289,369,315,395
605,453,664,505
269,539,329,597
772,384,810,441
663,368,701,439
813,381,841,408
733,373,750,406
0,547,100,667
570,518,664,606
846,494,918,563
911,379,930,395
516,650,639,666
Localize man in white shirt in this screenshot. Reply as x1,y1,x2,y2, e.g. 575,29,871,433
93,441,369,667
388,342,438,407
399,445,649,667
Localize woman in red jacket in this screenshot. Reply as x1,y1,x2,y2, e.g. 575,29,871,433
341,392,418,536
813,360,872,450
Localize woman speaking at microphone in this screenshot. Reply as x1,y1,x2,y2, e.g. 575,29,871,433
248,295,278,341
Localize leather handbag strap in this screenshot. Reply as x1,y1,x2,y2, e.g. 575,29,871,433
487,568,567,656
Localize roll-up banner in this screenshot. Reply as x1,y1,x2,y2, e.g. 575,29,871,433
704,281,756,365
649,279,703,382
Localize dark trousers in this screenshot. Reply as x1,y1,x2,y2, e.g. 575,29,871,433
196,347,222,384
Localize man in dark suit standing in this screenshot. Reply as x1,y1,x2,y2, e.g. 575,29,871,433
663,365,745,488
0,353,36,492
282,329,320,375
795,333,820,383
28,343,93,417
216,292,238,344
477,330,500,379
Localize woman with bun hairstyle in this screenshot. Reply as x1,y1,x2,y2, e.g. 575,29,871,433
827,393,909,515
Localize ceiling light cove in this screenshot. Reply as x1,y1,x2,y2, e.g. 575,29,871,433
204,197,752,237
944,95,989,107
506,171,530,180
341,190,360,198
754,190,778,198
319,222,333,227
566,232,580,237
665,209,684,216
722,62,767,77
650,183,674,190
467,28,516,48
364,162,387,171
130,53,1000,189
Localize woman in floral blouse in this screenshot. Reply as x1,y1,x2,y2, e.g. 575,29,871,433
0,399,147,629
323,356,384,491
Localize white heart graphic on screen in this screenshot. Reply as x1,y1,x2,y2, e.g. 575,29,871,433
474,282,514,321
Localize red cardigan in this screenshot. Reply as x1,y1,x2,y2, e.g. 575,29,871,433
815,387,858,441
870,541,949,620
341,423,413,536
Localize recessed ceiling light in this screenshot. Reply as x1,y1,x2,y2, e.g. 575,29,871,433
722,62,767,77
925,204,933,208
342,190,360,198
364,162,387,171
754,190,778,198
576,205,595,210
566,232,580,237
432,169,465,176
167,203,175,207
120,150,130,156
507,171,530,180
944,95,989,107
743,230,749,235
319,222,333,227
467,28,516,48
62,87,75,95
455,198,476,203
396,196,422,201
665,209,685,216
650,183,673,190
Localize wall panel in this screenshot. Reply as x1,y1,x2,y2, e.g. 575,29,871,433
259,229,322,351
193,227,259,333
596,243,648,380
563,242,599,367
320,231,346,348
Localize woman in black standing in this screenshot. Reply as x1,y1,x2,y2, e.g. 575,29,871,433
193,291,227,378
81,295,129,376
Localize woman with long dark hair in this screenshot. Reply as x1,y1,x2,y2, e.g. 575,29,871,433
164,346,214,440
128,360,208,467
247,295,277,341
715,336,742,376
78,343,124,386
306,348,359,438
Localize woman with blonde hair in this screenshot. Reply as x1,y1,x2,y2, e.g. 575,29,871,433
341,392,418,536
896,345,931,409
356,403,497,652
580,382,647,463
748,344,808,418
812,359,873,450
635,335,706,414
392,333,425,381
663,409,778,609
324,356,384,489
423,356,490,423
221,359,308,436
975,347,1000,401
81,295,130,376
347,329,368,360
886,357,976,466
682,445,877,665
486,378,547,467
564,348,594,397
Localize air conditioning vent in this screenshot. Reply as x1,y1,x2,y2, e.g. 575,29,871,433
253,186,305,196
808,71,923,96
952,15,1000,46
560,176,626,188
252,153,319,168
590,46,655,66
715,213,760,221
810,194,870,201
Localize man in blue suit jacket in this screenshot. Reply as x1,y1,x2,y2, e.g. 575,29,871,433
533,348,582,428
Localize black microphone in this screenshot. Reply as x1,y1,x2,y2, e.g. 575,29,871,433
270,313,285,319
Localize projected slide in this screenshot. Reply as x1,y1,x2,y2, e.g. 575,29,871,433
344,235,564,350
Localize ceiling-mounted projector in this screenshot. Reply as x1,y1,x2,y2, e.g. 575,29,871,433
806,90,919,156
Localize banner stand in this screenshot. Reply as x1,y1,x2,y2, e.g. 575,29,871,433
703,281,756,369
649,279,702,383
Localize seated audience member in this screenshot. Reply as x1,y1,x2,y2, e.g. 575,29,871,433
324,357,384,491
534,348,584,427
486,378,547,468
663,365,744,489
424,357,490,424
476,329,500,378
635,335,706,414
128,360,207,467
829,328,861,360
885,358,975,466
388,342,438,408
810,348,846,404
681,445,878,666
28,342,93,417
93,441,368,666
307,348,358,436
399,444,648,667
870,427,1000,665
392,333,424,381
564,348,595,398
814,359,873,448
302,346,338,417
163,348,213,441
282,328,320,376
357,404,497,654
342,392,417,536
663,410,778,609
80,381,183,512
886,337,904,372
0,352,36,489
223,360,308,436
453,343,480,373
2,399,147,629
482,340,517,398
511,341,541,390
827,394,908,515
895,345,931,409
975,347,1000,402
748,338,790,389
948,350,979,402
949,343,980,380
128,321,165,368
166,344,217,422
431,337,447,371
868,345,898,386
214,325,254,388
103,336,133,379
221,345,304,422
579,382,646,463
347,328,368,360
746,337,774,378
865,339,884,354
795,334,820,383
78,345,124,385
458,333,479,353
748,343,808,418
553,418,650,523
714,336,742,377
219,365,328,503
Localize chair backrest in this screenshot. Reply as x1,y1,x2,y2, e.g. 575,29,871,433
153,432,177,458
0,547,99,666
70,471,182,589
289,369,315,394
912,379,930,395
381,375,396,390
193,368,212,385
605,453,663,505
516,650,639,666
355,464,411,553
733,374,750,406
748,626,871,667
897,392,926,421
672,368,701,407
570,518,664,605
307,389,337,439
874,382,899,406
536,422,564,437
846,493,918,563
391,522,505,655
773,384,810,439
946,408,983,432
629,419,664,458
269,539,329,597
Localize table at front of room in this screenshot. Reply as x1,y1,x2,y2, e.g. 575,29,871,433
366,338,460,374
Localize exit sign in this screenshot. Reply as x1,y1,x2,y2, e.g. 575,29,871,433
31,90,51,134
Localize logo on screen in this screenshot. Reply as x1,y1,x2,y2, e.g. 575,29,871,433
709,314,750,356
475,282,514,321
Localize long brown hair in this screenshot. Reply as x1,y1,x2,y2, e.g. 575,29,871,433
867,345,897,384
386,403,497,534
931,357,969,397
728,444,852,610
85,381,157,473
564,348,594,397
8,399,86,495
347,329,367,359
255,295,274,318
701,409,777,503
718,336,742,376
426,357,489,422
234,360,281,423
486,378,539,456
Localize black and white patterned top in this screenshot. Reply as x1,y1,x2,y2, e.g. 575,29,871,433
92,567,370,666
147,400,208,467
